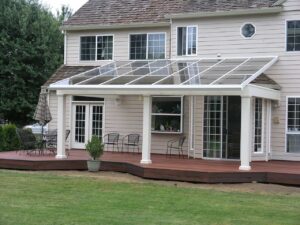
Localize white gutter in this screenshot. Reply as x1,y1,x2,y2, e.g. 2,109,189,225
61,22,170,31
165,7,283,19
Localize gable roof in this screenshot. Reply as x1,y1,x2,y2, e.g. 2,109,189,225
64,0,280,28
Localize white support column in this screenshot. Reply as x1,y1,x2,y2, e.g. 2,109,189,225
141,95,152,164
56,94,67,159
239,96,252,170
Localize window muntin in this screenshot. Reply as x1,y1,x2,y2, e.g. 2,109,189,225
130,33,165,60
97,36,113,60
80,35,113,61
80,36,96,61
254,98,263,153
241,23,256,38
287,97,300,153
287,21,300,52
152,96,183,133
177,26,197,56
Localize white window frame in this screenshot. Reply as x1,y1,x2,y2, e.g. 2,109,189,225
151,96,183,134
253,98,264,154
286,20,300,52
285,96,300,153
176,25,198,57
79,34,114,61
128,32,166,60
240,22,256,39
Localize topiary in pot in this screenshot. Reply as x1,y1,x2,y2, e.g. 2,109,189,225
85,135,104,172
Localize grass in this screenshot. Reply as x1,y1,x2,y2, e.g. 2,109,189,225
0,170,299,225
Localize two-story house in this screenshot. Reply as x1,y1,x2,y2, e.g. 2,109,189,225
44,0,300,170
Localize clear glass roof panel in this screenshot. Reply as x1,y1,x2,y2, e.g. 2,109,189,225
103,76,140,85
53,57,277,87
133,76,166,85
80,76,115,85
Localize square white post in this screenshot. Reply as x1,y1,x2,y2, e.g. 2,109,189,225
56,94,67,159
239,96,252,170
141,95,152,164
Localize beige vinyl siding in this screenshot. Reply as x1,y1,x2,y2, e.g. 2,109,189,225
171,8,300,160
103,95,191,155
66,27,170,66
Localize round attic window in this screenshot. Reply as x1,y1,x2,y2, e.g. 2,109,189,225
241,23,256,38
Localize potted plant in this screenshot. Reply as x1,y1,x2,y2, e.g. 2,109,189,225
85,135,104,172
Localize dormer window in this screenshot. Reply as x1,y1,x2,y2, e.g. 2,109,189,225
287,21,300,52
177,26,197,56
80,35,113,61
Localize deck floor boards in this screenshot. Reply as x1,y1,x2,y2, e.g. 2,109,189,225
0,150,299,185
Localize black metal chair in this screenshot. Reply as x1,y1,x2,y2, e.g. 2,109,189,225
122,134,140,153
166,136,186,157
16,128,42,155
103,133,120,152
44,129,70,155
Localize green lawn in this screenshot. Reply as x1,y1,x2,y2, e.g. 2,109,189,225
0,170,299,225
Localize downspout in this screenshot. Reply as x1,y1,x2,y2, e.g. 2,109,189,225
169,18,172,59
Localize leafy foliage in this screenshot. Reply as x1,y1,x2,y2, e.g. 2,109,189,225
1,124,20,151
0,0,65,125
85,136,104,160
0,126,4,150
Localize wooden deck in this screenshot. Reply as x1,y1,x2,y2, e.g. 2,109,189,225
0,150,300,185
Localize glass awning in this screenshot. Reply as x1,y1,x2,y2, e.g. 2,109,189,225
51,57,278,88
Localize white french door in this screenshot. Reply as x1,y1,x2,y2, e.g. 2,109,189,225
72,104,103,149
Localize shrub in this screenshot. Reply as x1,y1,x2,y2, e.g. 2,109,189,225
0,126,4,151
85,136,104,160
2,124,20,151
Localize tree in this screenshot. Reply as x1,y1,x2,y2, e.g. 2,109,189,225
56,5,73,24
0,0,65,125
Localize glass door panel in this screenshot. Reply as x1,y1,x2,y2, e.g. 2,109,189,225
90,105,103,138
203,96,228,159
75,105,86,144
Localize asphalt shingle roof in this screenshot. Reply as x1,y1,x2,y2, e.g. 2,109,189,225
43,65,97,87
64,0,279,26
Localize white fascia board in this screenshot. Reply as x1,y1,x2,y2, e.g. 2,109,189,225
165,7,283,20
52,85,243,96
243,84,281,100
61,22,170,31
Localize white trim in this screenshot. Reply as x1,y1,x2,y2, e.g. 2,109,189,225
176,25,198,57
285,20,300,53
240,23,256,39
64,31,67,65
79,34,115,62
151,96,183,133
165,7,283,19
253,97,264,154
285,96,300,154
61,22,170,31
128,32,167,60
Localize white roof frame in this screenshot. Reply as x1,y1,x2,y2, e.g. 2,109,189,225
50,56,279,100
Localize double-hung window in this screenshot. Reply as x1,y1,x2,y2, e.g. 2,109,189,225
286,97,300,153
287,21,300,52
129,33,165,60
177,26,197,56
80,35,113,61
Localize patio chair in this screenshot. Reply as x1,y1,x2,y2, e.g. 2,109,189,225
103,133,120,152
16,128,42,155
166,136,186,157
121,134,140,153
44,129,71,155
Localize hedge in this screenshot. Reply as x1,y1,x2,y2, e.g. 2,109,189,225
0,124,20,151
